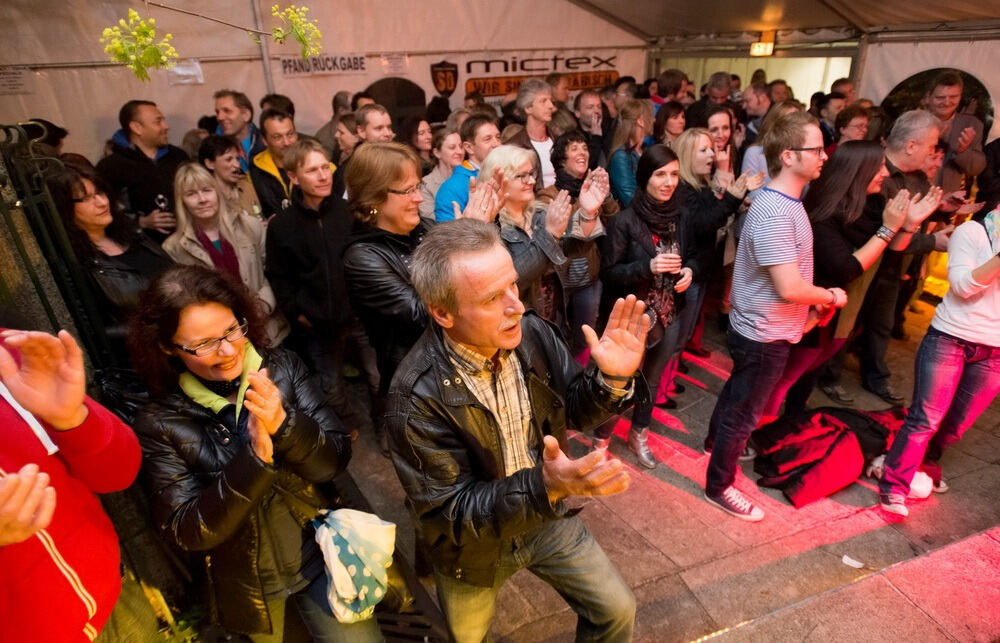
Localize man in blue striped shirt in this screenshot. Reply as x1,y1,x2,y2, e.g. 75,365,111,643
703,111,847,521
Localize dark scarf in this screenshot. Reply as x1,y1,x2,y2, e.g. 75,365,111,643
191,371,242,397
632,189,681,328
195,228,241,282
554,167,585,199
631,188,680,240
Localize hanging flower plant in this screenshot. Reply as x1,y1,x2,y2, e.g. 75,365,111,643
100,3,323,81
271,5,323,58
100,10,178,81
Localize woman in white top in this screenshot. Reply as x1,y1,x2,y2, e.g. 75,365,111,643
879,210,1000,517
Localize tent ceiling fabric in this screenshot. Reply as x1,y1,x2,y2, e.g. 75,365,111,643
576,0,1000,39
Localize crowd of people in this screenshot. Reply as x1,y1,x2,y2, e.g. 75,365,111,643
3,65,999,641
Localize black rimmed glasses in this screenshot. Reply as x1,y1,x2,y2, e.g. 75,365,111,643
790,146,826,155
386,181,425,197
173,320,249,357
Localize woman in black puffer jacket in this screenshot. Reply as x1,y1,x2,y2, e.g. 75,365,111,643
128,265,381,641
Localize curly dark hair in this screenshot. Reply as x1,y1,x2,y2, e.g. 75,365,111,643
550,129,589,171
45,161,139,263
127,264,271,394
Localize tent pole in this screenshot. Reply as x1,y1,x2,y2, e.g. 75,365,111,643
250,0,275,94
853,33,869,91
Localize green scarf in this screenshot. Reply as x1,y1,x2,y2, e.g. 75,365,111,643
178,341,263,422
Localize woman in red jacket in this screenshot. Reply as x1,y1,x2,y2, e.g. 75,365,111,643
0,324,151,641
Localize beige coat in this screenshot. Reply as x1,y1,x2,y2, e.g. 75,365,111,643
163,210,289,345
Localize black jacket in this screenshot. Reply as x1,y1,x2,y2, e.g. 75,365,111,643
96,133,189,242
86,233,173,330
676,182,743,284
385,313,634,586
600,204,692,302
265,193,354,332
248,149,293,219
133,348,351,634
342,220,429,393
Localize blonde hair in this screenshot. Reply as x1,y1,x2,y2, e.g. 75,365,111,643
171,162,235,239
344,142,422,224
282,137,328,174
674,128,713,189
610,99,653,157
478,145,538,226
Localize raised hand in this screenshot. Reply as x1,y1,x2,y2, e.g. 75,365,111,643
881,190,910,230
544,189,573,239
457,169,506,222
0,330,87,430
933,224,955,251
906,186,943,228
577,168,610,216
581,294,648,380
0,464,57,546
541,435,630,504
244,368,286,436
726,170,756,199
956,126,976,154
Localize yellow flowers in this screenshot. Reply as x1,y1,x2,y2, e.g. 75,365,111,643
100,9,178,81
100,5,322,81
271,4,323,58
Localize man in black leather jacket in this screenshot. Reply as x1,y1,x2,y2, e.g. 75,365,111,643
386,220,647,642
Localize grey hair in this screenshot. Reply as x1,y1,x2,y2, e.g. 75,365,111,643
517,78,552,111
708,71,732,91
411,219,502,314
886,110,939,152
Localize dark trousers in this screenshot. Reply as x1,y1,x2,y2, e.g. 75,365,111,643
705,330,791,496
858,270,900,390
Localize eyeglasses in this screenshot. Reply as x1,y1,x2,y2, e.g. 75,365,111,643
511,172,536,184
173,320,248,357
72,190,107,204
790,146,826,155
386,181,425,197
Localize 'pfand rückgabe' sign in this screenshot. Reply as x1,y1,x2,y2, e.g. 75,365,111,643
279,53,367,78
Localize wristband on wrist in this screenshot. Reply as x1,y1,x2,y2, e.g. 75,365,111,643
875,225,896,243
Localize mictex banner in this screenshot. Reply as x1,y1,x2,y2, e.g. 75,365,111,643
425,48,645,102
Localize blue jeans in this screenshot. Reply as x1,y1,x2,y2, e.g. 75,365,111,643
879,327,1000,497
705,330,791,496
251,574,383,642
433,517,635,643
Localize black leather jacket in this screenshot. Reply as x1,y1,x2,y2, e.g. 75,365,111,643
385,313,634,587
133,348,351,634
342,220,429,392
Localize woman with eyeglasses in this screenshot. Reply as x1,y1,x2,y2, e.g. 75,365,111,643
341,143,432,450
47,161,173,363
479,144,608,332
128,264,382,641
165,163,288,345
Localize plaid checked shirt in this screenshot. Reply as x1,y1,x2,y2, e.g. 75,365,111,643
444,335,537,477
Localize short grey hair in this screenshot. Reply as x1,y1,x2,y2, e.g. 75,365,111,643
411,219,503,314
707,71,732,91
886,110,939,152
517,78,552,111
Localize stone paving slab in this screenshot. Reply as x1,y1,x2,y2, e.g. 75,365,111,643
713,574,953,642
884,528,1000,642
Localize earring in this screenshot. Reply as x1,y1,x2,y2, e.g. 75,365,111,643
369,207,379,217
